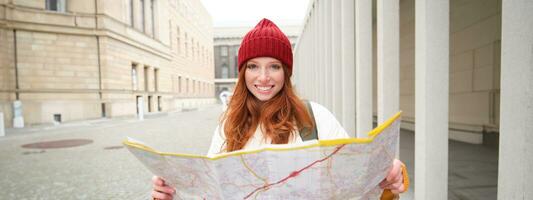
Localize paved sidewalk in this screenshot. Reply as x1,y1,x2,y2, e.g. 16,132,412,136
0,104,497,199
399,130,498,200
0,104,222,199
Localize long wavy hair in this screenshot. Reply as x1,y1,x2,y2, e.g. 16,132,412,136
221,64,314,152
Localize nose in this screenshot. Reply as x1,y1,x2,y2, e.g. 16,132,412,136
258,67,270,82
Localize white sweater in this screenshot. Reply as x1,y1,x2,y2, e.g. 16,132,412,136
207,101,349,156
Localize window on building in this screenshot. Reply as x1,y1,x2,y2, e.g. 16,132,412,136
150,0,156,37
132,63,138,90
148,95,153,112
157,96,162,111
144,66,149,91
186,78,189,93
221,46,228,56
46,0,66,12
234,55,239,75
222,64,229,79
154,68,159,92
129,0,134,26
141,0,145,32
178,76,182,93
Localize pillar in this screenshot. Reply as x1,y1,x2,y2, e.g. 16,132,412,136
341,0,356,136
414,0,449,199
331,0,343,121
377,0,400,124
498,1,533,199
355,0,373,138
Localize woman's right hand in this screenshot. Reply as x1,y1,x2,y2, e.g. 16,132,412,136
151,176,175,200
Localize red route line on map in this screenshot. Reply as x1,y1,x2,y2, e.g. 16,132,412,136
243,144,346,199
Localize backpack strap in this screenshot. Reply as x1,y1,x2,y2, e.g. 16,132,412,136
300,100,318,141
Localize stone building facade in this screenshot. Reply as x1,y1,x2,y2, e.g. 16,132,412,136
213,26,299,99
0,0,215,127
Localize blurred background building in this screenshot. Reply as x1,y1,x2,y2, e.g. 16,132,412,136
213,25,299,100
0,0,216,127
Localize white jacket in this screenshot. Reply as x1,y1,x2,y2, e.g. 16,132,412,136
207,101,349,156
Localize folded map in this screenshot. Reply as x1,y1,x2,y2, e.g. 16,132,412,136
124,112,401,200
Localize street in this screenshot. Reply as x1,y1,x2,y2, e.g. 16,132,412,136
0,104,222,199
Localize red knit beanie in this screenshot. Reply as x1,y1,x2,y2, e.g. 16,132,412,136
238,18,293,75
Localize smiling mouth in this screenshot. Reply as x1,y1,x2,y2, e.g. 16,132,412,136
255,85,274,92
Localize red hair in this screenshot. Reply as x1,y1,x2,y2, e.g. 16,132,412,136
221,65,314,152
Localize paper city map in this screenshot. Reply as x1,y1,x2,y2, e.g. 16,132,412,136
124,112,401,200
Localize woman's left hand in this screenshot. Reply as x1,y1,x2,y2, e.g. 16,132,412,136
379,159,406,194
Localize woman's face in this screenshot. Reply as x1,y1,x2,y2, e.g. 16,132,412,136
244,57,285,101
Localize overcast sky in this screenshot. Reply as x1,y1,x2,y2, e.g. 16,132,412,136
200,0,310,27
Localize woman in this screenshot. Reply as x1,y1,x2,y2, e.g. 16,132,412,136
152,18,408,200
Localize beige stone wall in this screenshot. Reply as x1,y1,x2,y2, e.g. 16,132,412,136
15,31,99,90
397,0,501,134
0,0,215,127
0,29,15,127
68,0,95,14
10,30,102,124
0,29,15,92
11,0,44,9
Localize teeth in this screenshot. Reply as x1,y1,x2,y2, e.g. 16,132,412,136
257,86,272,91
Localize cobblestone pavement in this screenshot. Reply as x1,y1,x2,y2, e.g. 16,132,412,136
0,104,222,200
399,131,498,200
0,103,497,200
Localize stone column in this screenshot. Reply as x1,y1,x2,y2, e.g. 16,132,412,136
377,0,399,124
355,0,372,138
331,0,342,120
324,0,332,110
498,1,533,199
306,19,312,98
341,0,356,136
414,0,449,199
313,2,320,101
319,0,326,105
310,8,316,100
